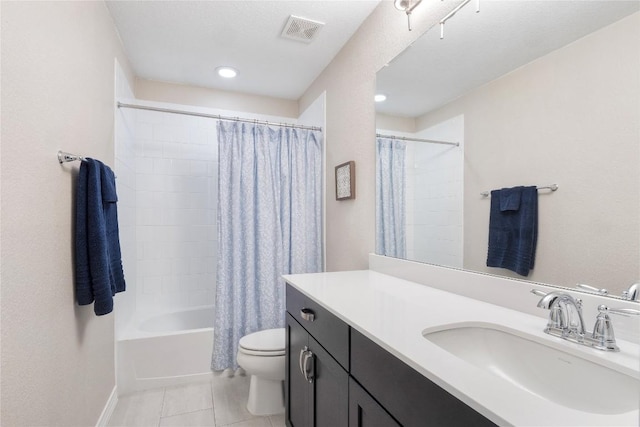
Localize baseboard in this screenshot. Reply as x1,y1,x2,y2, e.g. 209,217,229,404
96,386,118,427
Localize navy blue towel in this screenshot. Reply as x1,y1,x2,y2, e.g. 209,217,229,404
486,186,538,276
499,186,522,211
75,158,126,315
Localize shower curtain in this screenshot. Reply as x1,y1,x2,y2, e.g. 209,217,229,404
212,121,323,371
376,137,407,258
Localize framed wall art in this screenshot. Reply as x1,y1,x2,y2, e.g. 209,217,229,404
335,161,356,200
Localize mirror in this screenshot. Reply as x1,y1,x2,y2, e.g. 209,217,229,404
375,1,639,299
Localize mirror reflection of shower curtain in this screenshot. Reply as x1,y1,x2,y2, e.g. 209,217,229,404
376,138,406,258
212,121,323,371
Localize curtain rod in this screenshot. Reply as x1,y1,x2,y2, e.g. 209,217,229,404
376,133,459,147
117,102,322,132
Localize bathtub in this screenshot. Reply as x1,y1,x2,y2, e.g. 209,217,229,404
117,306,215,395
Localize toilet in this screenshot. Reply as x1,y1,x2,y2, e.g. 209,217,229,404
237,328,286,415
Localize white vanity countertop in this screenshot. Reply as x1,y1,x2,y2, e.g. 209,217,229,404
283,270,640,427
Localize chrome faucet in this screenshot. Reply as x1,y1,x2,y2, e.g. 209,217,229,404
535,291,586,339
531,289,640,352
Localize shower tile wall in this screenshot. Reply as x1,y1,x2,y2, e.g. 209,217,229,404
114,62,137,337
134,110,218,315
405,115,464,267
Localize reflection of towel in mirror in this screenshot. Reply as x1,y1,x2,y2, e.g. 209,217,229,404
486,186,538,276
75,158,126,315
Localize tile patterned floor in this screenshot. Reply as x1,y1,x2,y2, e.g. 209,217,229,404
108,374,285,427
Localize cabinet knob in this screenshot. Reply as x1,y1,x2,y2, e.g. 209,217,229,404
300,308,315,322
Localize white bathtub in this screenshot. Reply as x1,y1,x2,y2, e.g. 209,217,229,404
117,306,215,395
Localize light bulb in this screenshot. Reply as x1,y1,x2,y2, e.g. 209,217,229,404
216,67,238,78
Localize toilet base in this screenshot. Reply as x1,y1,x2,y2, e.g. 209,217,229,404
246,375,284,416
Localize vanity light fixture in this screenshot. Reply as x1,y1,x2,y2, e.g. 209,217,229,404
394,0,422,31
374,94,387,102
439,0,480,40
216,66,238,78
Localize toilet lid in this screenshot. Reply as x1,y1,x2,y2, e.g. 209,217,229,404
239,328,285,353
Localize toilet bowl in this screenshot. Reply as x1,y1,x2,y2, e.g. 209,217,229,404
237,328,286,416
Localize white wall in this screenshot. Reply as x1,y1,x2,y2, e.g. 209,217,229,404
133,105,218,315
407,115,464,267
136,78,298,119
299,0,463,271
114,61,138,338
416,12,640,292
376,113,416,134
1,2,135,425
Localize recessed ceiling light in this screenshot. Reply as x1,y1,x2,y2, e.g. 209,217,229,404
374,94,387,103
216,66,238,78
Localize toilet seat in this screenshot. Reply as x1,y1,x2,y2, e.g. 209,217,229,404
239,328,285,357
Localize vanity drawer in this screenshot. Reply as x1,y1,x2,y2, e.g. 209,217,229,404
350,329,494,427
286,284,349,370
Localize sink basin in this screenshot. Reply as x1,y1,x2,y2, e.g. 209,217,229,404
422,323,640,415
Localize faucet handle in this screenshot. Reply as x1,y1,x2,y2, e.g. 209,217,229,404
605,306,640,317
592,305,618,351
591,305,640,352
621,282,639,301
576,283,608,295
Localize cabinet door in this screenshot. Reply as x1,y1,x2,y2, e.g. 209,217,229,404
349,378,400,427
350,329,495,427
286,313,310,427
309,336,348,427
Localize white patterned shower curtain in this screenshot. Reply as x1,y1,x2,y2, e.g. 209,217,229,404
212,121,323,371
376,137,407,259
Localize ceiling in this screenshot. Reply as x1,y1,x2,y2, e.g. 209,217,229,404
376,1,640,118
106,0,381,101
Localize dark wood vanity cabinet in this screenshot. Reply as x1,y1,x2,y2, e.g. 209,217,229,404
285,283,350,427
349,377,400,427
285,284,494,427
286,313,349,427
286,313,312,427
350,329,495,427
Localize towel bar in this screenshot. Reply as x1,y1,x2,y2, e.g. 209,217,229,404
481,184,558,197
57,150,86,164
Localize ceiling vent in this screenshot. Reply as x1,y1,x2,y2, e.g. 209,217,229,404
281,15,324,43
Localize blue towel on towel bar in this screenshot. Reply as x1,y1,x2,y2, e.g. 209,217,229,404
499,186,522,211
75,158,126,315
486,186,538,276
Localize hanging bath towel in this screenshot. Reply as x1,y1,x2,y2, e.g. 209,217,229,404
75,158,126,315
486,186,538,276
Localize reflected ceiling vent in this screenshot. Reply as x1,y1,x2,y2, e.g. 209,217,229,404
281,15,324,43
